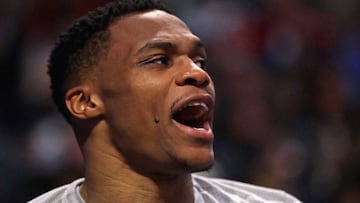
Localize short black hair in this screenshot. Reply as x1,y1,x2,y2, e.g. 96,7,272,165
48,0,169,123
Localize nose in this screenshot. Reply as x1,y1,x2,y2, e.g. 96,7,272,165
175,62,211,88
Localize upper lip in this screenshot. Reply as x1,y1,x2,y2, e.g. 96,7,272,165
171,93,215,121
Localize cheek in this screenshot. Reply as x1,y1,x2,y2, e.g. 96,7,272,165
133,73,172,114
102,68,174,134
102,81,162,134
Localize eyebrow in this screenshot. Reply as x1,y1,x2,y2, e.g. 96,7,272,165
136,40,205,56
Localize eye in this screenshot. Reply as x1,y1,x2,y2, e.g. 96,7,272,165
142,55,169,66
193,58,207,70
151,56,169,65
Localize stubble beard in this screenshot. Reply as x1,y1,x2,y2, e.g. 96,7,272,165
165,146,215,174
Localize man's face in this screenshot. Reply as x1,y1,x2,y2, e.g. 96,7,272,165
97,10,215,176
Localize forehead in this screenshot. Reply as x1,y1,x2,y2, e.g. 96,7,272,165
108,10,199,52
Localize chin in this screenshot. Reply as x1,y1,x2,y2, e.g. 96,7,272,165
178,152,215,173
188,161,214,173
164,141,214,174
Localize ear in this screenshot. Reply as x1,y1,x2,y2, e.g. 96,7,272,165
65,86,104,120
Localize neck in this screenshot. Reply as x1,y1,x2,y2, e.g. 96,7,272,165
79,133,195,203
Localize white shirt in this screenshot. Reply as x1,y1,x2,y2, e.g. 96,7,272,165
28,174,301,203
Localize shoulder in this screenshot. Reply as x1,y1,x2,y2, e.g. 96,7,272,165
28,178,85,203
192,174,301,203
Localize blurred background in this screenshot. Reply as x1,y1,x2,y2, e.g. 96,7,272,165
0,0,359,202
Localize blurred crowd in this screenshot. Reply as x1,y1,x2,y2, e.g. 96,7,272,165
0,0,359,202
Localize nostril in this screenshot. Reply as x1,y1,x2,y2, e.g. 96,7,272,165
184,78,198,85
176,69,211,87
184,76,209,87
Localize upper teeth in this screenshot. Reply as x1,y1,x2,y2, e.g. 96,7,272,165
182,102,208,111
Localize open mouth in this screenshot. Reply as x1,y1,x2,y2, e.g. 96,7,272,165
171,95,213,130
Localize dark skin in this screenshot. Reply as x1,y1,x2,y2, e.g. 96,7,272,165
65,10,215,203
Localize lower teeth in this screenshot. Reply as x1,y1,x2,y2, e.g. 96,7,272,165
194,127,205,131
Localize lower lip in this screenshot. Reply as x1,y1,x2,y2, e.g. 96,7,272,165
172,120,214,141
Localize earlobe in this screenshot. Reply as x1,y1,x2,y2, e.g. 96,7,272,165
65,86,104,120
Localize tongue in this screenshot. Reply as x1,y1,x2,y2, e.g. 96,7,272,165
173,105,207,128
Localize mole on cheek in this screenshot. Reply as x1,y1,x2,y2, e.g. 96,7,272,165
154,116,160,123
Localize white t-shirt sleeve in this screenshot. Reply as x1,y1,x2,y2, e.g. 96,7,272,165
192,174,302,203
28,178,85,203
